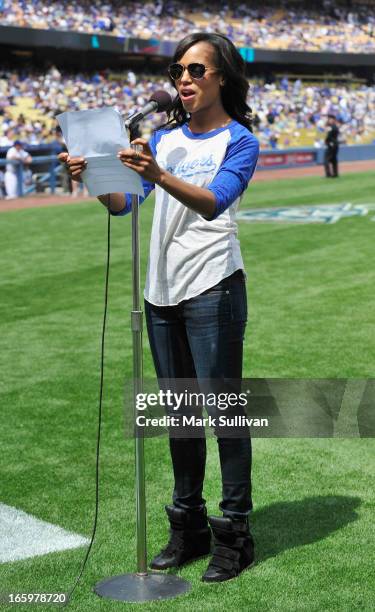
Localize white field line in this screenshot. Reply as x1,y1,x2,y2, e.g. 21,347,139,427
0,503,89,563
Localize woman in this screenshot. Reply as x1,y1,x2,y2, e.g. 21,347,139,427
60,32,259,583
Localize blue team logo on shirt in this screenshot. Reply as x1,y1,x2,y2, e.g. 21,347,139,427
166,153,217,178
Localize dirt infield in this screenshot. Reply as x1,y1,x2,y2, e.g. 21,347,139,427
0,194,94,213
0,159,373,213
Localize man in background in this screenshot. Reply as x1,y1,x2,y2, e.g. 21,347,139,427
4,140,32,199
324,114,340,178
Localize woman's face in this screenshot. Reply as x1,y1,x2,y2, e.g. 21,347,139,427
174,42,224,116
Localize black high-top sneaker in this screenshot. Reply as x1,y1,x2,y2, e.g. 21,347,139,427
201,515,255,582
150,505,212,570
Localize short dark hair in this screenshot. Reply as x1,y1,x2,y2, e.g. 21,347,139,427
162,32,253,133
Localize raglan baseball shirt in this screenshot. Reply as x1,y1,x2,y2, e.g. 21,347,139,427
111,119,259,306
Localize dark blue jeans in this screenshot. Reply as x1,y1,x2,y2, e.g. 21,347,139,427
144,269,252,519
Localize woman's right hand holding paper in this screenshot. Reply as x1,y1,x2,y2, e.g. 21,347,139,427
58,152,87,182
57,151,126,212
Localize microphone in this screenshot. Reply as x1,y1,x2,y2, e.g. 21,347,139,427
124,90,172,129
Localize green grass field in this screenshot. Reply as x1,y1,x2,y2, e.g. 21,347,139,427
1,171,374,611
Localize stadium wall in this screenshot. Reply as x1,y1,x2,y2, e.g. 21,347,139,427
1,146,374,190
316,144,375,163
257,145,375,170
1,25,375,68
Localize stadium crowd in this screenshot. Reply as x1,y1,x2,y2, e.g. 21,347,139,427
0,0,374,53
1,66,374,151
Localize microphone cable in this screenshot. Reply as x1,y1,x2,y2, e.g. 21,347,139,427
67,200,111,604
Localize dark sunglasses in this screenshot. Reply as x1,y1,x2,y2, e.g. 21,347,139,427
167,62,218,81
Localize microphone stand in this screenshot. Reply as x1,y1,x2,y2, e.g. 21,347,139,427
94,142,191,602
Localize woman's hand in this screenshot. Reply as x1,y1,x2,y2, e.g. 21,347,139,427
119,137,216,218
117,138,163,184
58,152,87,182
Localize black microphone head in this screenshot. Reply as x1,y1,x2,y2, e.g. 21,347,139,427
149,90,173,113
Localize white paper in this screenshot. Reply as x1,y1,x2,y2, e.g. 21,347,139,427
56,108,144,197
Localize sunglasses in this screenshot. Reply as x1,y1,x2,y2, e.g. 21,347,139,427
168,62,218,81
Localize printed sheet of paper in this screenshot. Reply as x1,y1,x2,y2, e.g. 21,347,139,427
56,108,144,197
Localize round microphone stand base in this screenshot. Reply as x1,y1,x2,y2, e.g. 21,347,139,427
94,571,191,603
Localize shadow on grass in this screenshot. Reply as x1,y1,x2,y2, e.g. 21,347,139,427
157,495,360,578
252,495,360,564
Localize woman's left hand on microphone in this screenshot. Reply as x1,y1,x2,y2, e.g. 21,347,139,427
117,138,163,184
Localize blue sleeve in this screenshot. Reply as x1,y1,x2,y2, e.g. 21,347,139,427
205,127,259,221
109,178,154,216
110,130,159,216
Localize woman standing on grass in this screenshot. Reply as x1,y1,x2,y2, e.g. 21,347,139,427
60,32,259,583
